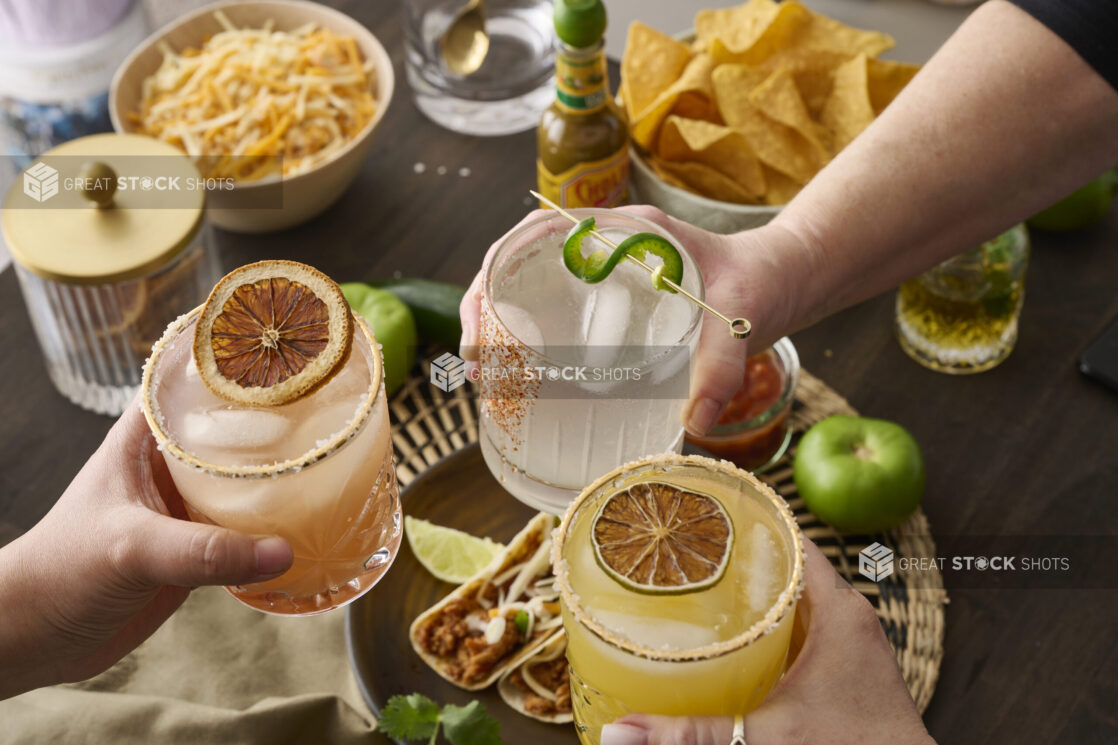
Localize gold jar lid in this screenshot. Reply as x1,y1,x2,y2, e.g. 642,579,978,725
2,133,205,285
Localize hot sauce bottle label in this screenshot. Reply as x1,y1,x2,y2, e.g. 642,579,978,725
537,147,630,208
554,49,607,113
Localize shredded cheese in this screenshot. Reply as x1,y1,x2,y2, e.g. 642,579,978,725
133,11,377,181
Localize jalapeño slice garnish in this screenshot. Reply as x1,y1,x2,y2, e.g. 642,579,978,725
562,217,683,293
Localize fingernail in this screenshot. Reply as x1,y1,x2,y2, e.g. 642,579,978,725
601,723,647,745
253,536,292,578
685,397,721,437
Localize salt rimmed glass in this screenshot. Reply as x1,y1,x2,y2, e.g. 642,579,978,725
478,209,703,515
141,307,401,616
553,454,805,744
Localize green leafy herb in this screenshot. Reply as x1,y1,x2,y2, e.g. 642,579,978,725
441,702,502,745
379,694,501,745
513,610,530,635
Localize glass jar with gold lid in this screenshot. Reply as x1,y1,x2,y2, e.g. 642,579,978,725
2,133,219,415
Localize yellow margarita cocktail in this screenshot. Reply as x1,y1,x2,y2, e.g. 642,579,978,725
141,261,401,616
554,454,804,744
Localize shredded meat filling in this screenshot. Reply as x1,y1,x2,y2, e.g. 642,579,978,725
460,612,521,684
415,599,472,657
510,657,572,716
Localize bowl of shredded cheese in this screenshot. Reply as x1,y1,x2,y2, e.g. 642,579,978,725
110,1,393,233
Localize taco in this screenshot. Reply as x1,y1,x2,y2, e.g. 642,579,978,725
497,630,573,723
409,512,565,690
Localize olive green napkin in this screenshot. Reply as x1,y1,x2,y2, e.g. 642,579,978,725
0,586,388,744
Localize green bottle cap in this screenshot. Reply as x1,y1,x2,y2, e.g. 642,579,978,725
554,0,607,48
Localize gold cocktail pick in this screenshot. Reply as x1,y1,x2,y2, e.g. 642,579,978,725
529,191,751,339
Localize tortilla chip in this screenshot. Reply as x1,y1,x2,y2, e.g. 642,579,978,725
821,54,875,151
657,116,766,196
622,22,692,125
631,51,727,148
708,1,810,65
712,64,823,184
866,57,920,115
653,158,761,204
759,47,853,115
795,6,895,58
748,66,830,156
666,54,721,123
761,165,804,205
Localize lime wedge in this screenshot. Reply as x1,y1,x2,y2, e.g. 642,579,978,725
405,516,505,584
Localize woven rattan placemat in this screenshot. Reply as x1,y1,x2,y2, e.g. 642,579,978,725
387,359,947,713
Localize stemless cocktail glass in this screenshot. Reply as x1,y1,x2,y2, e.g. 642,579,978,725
554,454,805,745
141,307,401,616
478,209,703,514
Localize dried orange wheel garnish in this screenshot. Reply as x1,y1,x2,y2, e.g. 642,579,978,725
592,482,734,595
193,260,353,406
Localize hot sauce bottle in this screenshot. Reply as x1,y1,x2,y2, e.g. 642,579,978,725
537,0,630,208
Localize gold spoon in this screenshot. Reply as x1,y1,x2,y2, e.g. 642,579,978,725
440,0,490,76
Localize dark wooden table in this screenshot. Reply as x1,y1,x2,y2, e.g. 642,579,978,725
1,0,1116,742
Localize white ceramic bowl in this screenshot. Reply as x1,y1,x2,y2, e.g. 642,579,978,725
110,0,394,233
630,147,781,235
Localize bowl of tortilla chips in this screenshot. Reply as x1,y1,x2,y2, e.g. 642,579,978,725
620,0,920,234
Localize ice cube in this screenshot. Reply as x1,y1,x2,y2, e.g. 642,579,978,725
180,408,293,452
591,607,721,650
580,281,630,369
494,301,545,350
747,522,779,612
645,289,694,348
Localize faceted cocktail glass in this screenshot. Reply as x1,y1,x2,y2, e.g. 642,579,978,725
478,209,703,514
554,454,805,744
141,307,401,615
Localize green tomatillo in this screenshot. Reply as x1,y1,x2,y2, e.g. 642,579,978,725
793,415,924,533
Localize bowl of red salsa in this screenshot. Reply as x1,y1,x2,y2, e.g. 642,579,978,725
686,337,799,472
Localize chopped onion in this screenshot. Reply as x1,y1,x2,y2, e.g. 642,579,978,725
484,616,507,645
504,536,552,609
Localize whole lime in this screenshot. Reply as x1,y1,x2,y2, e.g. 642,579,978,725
341,283,417,396
1027,170,1117,232
793,415,924,533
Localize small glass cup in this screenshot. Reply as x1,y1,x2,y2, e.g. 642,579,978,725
895,224,1029,374
403,0,554,135
685,337,799,472
141,308,402,616
554,453,805,745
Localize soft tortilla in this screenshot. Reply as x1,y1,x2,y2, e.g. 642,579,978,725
497,631,573,724
408,512,558,691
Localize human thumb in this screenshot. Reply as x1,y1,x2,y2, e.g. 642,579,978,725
123,512,293,588
601,715,733,745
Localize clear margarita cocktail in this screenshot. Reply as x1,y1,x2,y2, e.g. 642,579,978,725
478,210,702,514
554,454,804,744
141,262,401,615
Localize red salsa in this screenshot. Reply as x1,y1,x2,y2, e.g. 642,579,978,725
686,350,790,471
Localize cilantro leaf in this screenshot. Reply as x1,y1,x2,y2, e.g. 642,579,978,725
379,694,440,740
441,701,501,745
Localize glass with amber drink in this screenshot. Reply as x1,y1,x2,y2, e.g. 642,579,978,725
141,261,401,615
686,337,799,472
895,224,1029,373
554,453,805,744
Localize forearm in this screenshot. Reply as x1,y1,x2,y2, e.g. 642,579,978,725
0,538,50,698
768,0,1118,332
